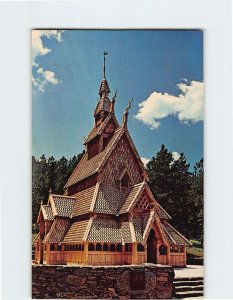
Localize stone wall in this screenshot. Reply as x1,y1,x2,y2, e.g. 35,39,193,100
32,263,174,299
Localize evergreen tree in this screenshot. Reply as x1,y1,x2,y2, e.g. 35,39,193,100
147,145,174,211
188,158,204,244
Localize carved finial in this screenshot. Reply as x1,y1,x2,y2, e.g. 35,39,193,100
124,98,133,114
49,187,52,194
41,200,43,206
123,98,133,125
103,51,108,78
110,89,118,113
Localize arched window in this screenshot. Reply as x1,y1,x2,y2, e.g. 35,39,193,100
125,243,132,252
57,244,62,251
88,243,95,251
159,245,167,255
110,244,116,252
96,243,102,251
137,244,145,252
116,244,122,252
103,244,108,251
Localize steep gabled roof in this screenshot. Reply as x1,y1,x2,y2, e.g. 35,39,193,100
64,126,123,188
64,124,147,189
42,205,54,221
49,194,76,218
44,218,70,244
163,222,191,246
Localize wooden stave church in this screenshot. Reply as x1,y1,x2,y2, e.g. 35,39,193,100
33,58,191,267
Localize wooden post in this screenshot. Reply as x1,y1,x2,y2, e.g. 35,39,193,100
156,243,159,264
167,245,171,265
62,244,65,264
144,244,147,263
83,242,89,265
122,244,126,264
132,243,138,264
46,244,50,265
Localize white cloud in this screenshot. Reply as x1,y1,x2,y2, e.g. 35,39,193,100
32,30,64,92
134,81,204,129
32,30,63,63
37,68,61,85
172,152,180,161
141,157,150,167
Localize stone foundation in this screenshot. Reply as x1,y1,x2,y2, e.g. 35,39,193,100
32,263,174,299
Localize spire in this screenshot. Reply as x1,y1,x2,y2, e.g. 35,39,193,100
94,52,111,120
103,51,108,78
123,98,133,126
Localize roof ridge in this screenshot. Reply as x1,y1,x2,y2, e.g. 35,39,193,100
52,194,76,199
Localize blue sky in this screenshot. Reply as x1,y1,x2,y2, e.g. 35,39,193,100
32,30,203,169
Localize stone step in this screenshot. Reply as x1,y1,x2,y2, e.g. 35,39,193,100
175,291,204,299
174,277,203,282
175,285,203,292
174,280,203,287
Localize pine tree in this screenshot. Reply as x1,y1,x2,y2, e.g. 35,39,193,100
188,159,204,244
147,145,174,212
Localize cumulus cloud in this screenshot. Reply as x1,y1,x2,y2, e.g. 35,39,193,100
32,30,63,63
37,67,61,85
32,30,64,92
134,81,204,129
172,152,181,161
141,157,150,167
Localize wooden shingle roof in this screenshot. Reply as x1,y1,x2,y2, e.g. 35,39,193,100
163,222,191,246
50,195,76,218
87,217,132,243
72,185,97,217
63,219,90,243
64,127,123,188
41,205,54,221
44,219,70,244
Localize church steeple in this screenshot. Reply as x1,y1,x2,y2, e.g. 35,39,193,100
94,52,112,124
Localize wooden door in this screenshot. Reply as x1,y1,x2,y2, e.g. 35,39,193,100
147,229,157,263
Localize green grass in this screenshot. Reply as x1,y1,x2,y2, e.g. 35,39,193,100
187,239,204,265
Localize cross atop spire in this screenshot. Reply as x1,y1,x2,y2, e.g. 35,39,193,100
103,51,108,78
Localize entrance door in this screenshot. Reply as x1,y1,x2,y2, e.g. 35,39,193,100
147,229,157,263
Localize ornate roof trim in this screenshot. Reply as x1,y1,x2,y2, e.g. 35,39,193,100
129,215,136,243
83,217,94,242
90,183,100,212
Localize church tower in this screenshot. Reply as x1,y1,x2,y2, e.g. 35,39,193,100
34,53,191,266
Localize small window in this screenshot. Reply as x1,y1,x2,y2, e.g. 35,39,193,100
110,244,116,252
96,243,102,251
116,244,122,252
137,244,145,252
159,245,167,255
103,244,108,251
88,243,95,251
125,243,132,252
50,244,55,251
